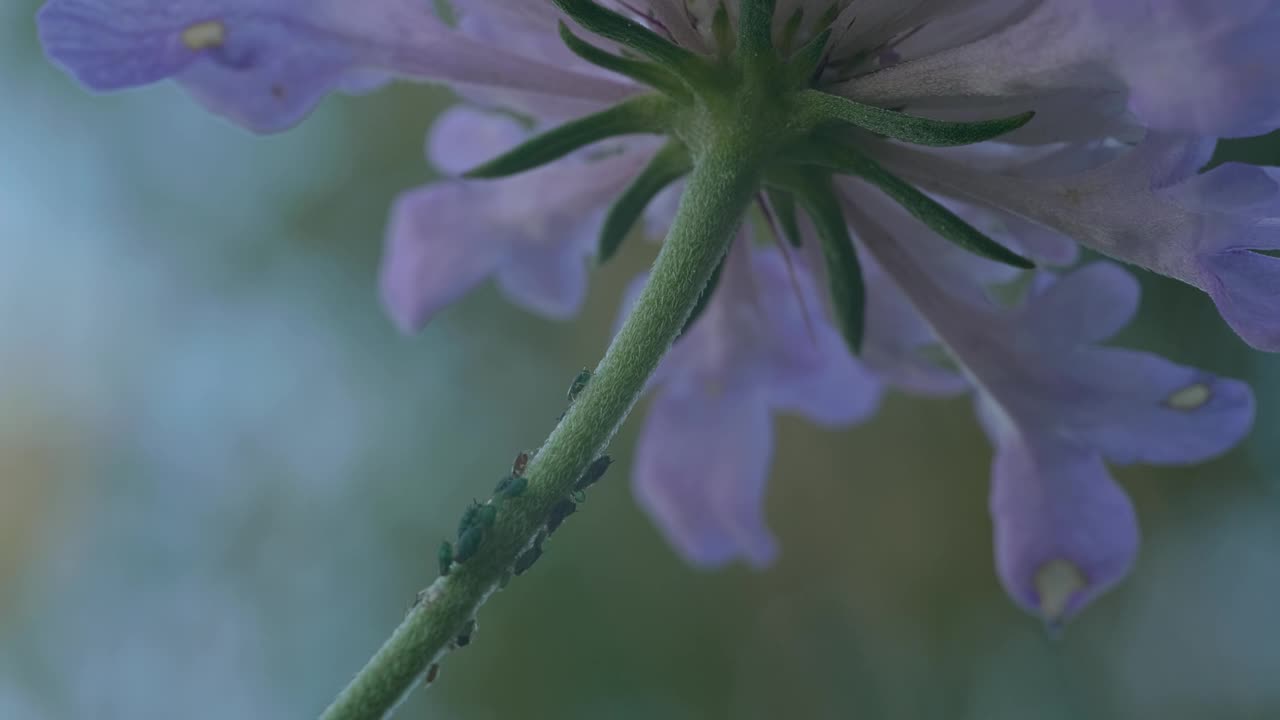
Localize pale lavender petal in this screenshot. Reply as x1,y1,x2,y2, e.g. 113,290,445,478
840,0,1280,137
987,419,1140,624
745,248,883,425
1022,266,1255,463
427,106,527,177
38,0,633,133
1064,349,1256,466
496,235,594,321
382,111,649,331
379,183,513,333
874,137,1280,351
634,384,779,569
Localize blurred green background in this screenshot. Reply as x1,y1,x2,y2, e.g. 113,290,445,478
2,3,1278,718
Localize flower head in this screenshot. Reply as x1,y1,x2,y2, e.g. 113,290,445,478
40,0,1277,622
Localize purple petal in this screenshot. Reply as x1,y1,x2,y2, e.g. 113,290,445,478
496,238,593,321
379,182,512,333
1202,250,1280,352
633,384,778,569
875,138,1280,351
749,249,883,425
1064,348,1256,466
987,421,1140,624
426,105,528,177
381,113,648,332
840,0,1280,137
37,0,633,133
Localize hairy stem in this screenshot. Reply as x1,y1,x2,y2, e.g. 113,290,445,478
319,139,761,720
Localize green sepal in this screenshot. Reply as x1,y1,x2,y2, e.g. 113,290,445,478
797,90,1035,147
678,250,728,339
787,173,867,355
464,95,672,179
765,188,802,248
552,0,701,73
557,22,688,97
785,28,831,86
712,2,734,59
598,140,692,263
778,7,804,55
815,143,1034,269
738,0,778,58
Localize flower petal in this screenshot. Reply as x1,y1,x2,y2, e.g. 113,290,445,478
840,0,1280,137
875,137,1280,351
633,384,779,569
986,419,1140,624
379,182,512,333
37,0,633,132
497,237,594,321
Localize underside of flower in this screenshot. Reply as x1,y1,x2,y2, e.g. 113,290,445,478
34,2,1278,693
467,0,1036,354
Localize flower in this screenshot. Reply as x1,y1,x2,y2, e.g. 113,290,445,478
38,0,1276,622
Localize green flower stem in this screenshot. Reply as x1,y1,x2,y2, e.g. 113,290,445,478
319,139,761,720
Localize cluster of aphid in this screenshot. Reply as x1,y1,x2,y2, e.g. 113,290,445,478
421,370,615,686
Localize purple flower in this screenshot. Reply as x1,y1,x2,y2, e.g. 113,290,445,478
39,0,1276,621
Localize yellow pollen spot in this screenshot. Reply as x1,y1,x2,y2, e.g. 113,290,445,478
1035,559,1086,623
1167,382,1212,411
182,20,227,51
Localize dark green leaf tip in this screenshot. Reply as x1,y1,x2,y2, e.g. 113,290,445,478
552,0,699,71
557,21,687,96
815,144,1034,269
598,141,691,263
463,96,670,180
800,91,1036,147
793,174,866,355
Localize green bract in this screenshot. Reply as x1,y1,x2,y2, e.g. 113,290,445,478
462,0,1036,355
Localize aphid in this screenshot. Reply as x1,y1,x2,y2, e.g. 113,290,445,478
457,501,481,538
546,498,577,535
438,541,454,577
454,526,484,563
501,475,528,498
455,619,477,648
512,451,530,476
567,368,592,403
573,455,613,493
475,503,498,529
423,663,441,686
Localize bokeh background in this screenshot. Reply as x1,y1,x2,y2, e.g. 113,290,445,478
2,3,1279,718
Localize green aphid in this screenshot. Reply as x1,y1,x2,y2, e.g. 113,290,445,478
454,526,484,563
573,455,613,493
546,498,578,535
567,368,592,403
503,476,529,498
457,501,481,538
495,474,528,498
455,619,477,648
475,503,498,529
438,541,454,577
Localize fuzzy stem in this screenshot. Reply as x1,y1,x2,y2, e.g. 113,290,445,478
319,139,761,720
